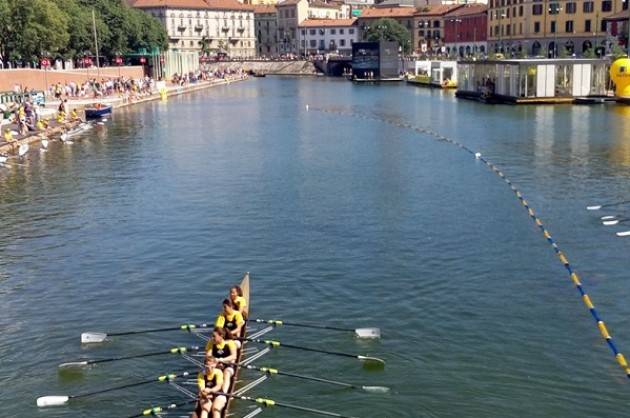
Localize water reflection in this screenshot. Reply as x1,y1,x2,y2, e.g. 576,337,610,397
608,105,630,167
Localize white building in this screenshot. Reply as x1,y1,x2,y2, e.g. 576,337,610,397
276,0,350,54
131,0,256,75
298,18,359,55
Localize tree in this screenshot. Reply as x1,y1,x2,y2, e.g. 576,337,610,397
364,18,412,54
8,0,69,61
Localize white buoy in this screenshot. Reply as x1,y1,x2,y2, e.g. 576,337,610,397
18,144,29,157
475,152,482,159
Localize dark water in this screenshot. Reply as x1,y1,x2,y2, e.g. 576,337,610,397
2,78,630,418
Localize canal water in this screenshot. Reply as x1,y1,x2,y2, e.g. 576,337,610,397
1,78,630,418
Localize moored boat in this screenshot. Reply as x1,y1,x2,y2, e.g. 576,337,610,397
85,104,112,119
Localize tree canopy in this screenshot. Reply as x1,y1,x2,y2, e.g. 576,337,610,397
364,18,412,54
0,0,167,63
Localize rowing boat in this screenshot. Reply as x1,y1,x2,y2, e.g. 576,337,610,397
191,272,252,418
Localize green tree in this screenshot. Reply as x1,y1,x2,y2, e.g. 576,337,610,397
8,0,69,61
364,18,412,54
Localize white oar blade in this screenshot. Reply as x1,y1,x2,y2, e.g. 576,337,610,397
587,205,602,210
355,328,380,339
358,355,385,367
603,220,620,226
616,231,630,237
36,396,69,407
58,361,88,369
18,144,29,156
601,215,616,220
81,332,107,344
361,385,390,393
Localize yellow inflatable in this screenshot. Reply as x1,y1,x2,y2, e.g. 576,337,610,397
610,57,630,102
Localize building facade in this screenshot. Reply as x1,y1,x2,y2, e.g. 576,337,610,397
131,0,256,63
414,5,463,54
254,5,279,56
487,0,629,57
276,0,350,54
443,3,488,57
298,18,359,55
357,6,416,46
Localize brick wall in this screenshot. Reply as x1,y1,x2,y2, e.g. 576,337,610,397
0,67,146,92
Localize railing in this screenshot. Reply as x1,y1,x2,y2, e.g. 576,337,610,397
0,90,46,105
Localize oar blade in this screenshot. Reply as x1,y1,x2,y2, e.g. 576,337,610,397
357,355,385,369
603,220,619,226
58,361,89,369
36,396,69,407
81,332,108,344
361,385,390,393
587,205,602,210
601,215,617,220
355,328,380,339
617,231,630,237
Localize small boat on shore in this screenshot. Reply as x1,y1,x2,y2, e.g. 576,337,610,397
84,104,112,119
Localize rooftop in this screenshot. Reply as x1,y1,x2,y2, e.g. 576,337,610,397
443,3,487,17
299,18,358,27
358,6,415,18
131,0,254,10
414,4,463,16
253,4,277,13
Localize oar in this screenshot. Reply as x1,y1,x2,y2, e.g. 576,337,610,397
37,371,193,407
603,218,630,226
126,399,197,418
587,200,630,210
58,346,199,369
241,364,389,393
226,393,365,418
616,231,630,237
81,323,211,343
249,318,380,339
241,338,385,367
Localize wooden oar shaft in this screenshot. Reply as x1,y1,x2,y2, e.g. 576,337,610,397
108,323,210,337
234,395,361,418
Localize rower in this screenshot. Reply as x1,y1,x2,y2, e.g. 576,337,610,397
229,285,247,317
205,327,238,392
197,357,226,418
215,299,244,340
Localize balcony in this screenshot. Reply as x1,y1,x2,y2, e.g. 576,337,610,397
237,27,245,32
221,26,230,32
194,24,204,32
177,25,186,32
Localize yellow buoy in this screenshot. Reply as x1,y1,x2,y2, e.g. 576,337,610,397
610,57,630,102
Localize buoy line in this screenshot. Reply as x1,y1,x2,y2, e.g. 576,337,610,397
309,105,630,382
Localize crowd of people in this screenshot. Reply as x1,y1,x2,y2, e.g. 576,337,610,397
194,285,247,418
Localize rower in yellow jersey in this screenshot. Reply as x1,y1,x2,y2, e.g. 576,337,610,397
215,299,244,340
229,285,247,318
205,327,238,392
197,357,226,418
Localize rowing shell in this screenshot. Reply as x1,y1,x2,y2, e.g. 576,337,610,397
190,272,265,418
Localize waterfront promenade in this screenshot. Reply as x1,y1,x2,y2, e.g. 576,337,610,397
0,74,248,155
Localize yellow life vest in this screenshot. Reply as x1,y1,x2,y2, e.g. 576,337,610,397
197,368,223,390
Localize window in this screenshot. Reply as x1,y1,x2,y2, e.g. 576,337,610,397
340,39,345,46
495,24,499,35
519,22,522,34
550,21,556,33
433,30,440,38
301,29,305,35
585,19,591,32
565,2,576,13
565,20,573,32
489,0,493,7
583,1,594,12
624,0,629,10
532,4,543,15
506,24,511,35
319,39,324,48
309,39,316,47
301,40,305,47
310,29,316,35
340,28,344,34
506,8,510,17
433,20,440,28
549,3,560,14
519,5,523,16
349,28,354,34
418,29,425,37
330,28,336,34
602,1,612,11
600,19,607,31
